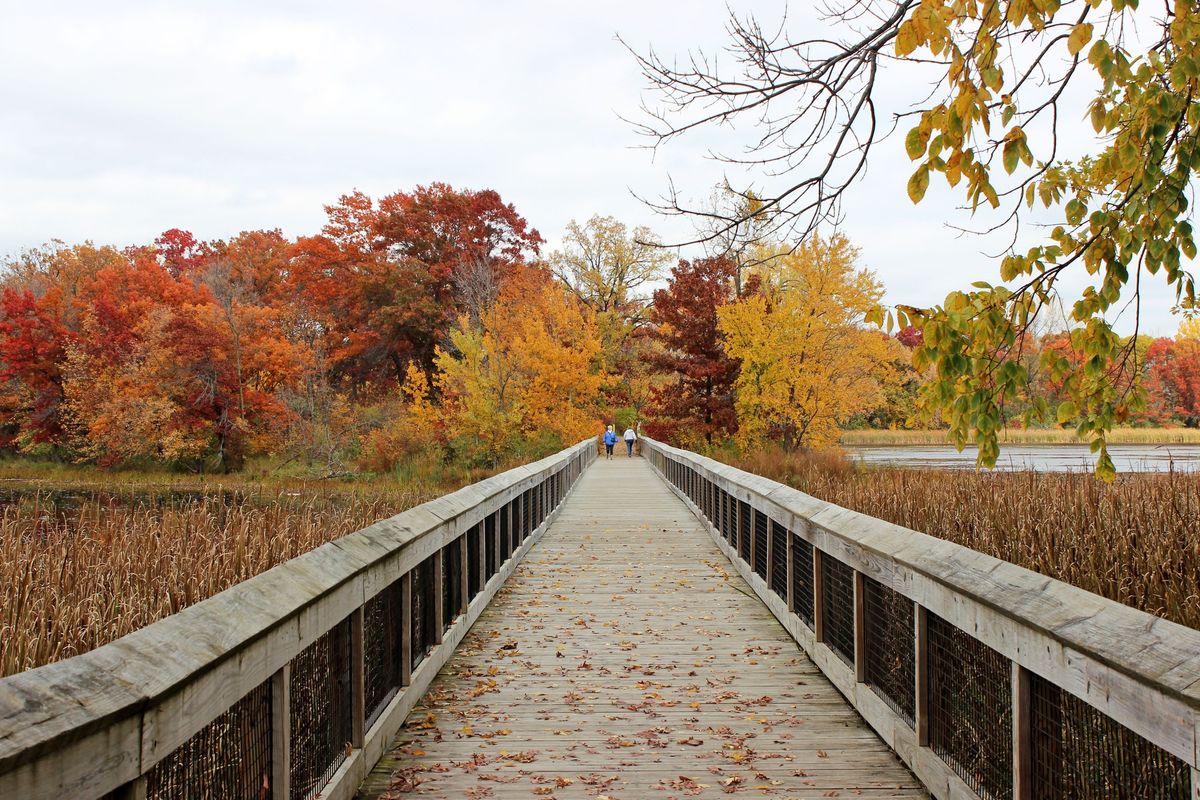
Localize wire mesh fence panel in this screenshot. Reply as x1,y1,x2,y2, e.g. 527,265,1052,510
927,613,1012,800
738,500,751,562
769,521,787,601
288,618,352,800
443,537,463,631
752,510,769,580
790,536,815,626
145,678,272,800
363,578,403,728
485,511,497,579
410,554,438,671
820,555,856,665
467,524,482,600
862,577,915,727
1030,674,1190,799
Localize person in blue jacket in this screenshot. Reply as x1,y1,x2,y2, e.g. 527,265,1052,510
603,426,617,459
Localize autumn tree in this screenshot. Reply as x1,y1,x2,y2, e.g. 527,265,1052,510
550,215,670,318
1145,336,1200,426
719,234,895,449
643,256,741,446
633,3,1200,475
290,186,543,388
0,243,126,448
422,267,602,467
549,215,671,420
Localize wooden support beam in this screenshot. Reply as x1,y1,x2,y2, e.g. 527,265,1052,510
477,524,486,589
350,607,365,748
813,549,825,643
853,571,867,684
270,664,291,800
915,604,929,747
112,777,147,800
459,532,469,612
432,550,444,645
1013,662,1032,800
401,572,412,687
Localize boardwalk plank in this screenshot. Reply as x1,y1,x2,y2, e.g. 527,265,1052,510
357,457,927,799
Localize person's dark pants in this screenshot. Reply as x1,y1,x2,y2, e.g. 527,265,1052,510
605,443,614,458
625,440,634,456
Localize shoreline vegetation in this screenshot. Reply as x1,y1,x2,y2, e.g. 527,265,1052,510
839,426,1200,446
727,447,1200,632
0,451,546,679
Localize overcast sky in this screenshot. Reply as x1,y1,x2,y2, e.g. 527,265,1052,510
0,1,1189,335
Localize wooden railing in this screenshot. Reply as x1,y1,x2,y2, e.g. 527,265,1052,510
643,438,1200,800
0,439,596,800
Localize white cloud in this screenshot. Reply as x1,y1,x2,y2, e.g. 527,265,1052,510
0,1,1188,335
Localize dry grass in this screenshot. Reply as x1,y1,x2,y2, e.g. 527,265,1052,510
839,427,1200,446
731,448,1200,630
0,486,430,678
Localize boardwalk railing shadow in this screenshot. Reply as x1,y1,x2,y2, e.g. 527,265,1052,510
0,439,596,800
642,437,1200,800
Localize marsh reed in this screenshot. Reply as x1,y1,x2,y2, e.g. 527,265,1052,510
733,448,1200,630
0,488,428,678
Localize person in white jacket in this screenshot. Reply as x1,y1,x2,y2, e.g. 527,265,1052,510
622,427,637,457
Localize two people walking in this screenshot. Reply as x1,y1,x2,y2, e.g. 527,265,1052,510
603,424,637,459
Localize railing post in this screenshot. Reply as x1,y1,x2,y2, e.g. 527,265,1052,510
432,550,444,645
271,663,291,800
853,571,867,684
111,777,147,800
1013,662,1032,800
813,548,825,643
915,604,929,747
401,572,413,687
350,606,365,748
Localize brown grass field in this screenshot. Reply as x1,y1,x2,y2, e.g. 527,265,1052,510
732,448,1200,631
0,484,430,678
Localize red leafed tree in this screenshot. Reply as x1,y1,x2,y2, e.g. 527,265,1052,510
1145,337,1200,426
895,325,923,348
292,185,544,387
154,229,208,278
643,257,741,446
373,183,544,373
0,288,75,445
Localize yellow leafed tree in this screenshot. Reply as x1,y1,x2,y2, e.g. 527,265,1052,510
430,267,602,465
718,234,895,449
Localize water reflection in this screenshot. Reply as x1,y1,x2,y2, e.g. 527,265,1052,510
845,444,1200,472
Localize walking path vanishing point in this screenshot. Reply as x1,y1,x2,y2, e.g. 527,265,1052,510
358,456,927,799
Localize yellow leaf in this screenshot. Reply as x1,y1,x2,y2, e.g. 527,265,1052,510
1067,23,1093,56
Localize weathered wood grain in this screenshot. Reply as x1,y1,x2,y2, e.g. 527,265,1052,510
643,437,1200,772
357,457,926,799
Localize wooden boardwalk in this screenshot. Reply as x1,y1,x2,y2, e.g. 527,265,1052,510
358,456,926,799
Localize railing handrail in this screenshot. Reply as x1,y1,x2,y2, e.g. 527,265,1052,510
641,437,1199,798
0,438,596,799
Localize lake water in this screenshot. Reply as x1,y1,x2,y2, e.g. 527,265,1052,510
845,443,1200,472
